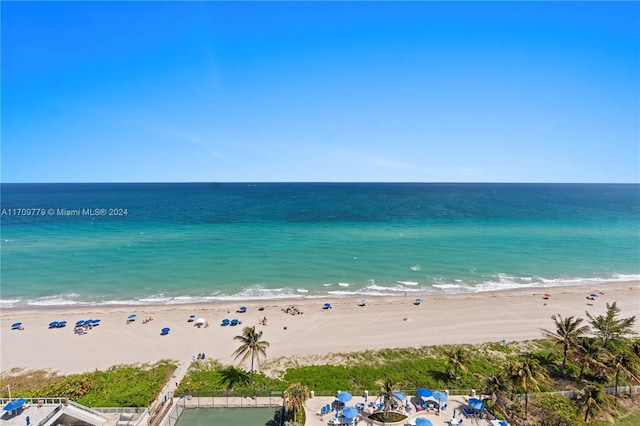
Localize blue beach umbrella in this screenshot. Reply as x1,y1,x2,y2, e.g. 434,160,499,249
415,418,433,426
188,314,196,321
336,391,352,403
48,321,59,328
57,321,67,328
416,388,432,398
323,303,332,309
75,320,85,326
128,314,137,319
392,390,406,402
342,406,358,419
590,293,599,298
3,398,27,412
415,298,422,305
468,398,485,410
432,391,448,402
91,319,101,325
161,327,170,335
11,322,22,329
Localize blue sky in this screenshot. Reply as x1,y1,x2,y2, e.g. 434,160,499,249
2,1,639,183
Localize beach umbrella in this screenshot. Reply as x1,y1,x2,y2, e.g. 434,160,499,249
392,390,406,402
468,398,485,410
342,406,358,419
324,303,332,309
188,314,196,321
161,327,170,335
3,398,27,412
57,321,67,328
416,388,432,398
415,418,433,426
11,322,22,329
75,320,85,326
336,391,352,403
415,298,422,304
48,321,59,328
128,314,137,319
590,293,599,298
432,391,448,402
91,319,101,325
544,293,551,298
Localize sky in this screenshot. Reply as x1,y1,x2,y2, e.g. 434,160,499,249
1,1,639,183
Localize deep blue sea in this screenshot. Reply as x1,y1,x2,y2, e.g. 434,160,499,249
1,183,638,308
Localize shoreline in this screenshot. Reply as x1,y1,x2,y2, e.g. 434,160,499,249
2,281,639,375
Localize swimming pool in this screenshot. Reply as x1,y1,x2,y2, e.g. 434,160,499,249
175,407,283,426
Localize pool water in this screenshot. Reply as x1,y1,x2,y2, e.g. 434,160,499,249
175,407,283,426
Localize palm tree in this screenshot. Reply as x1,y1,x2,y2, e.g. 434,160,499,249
284,383,310,424
540,314,590,373
572,337,605,383
507,356,549,420
607,348,640,404
232,325,270,373
375,378,400,415
575,384,616,423
218,366,251,392
443,346,468,381
483,373,510,418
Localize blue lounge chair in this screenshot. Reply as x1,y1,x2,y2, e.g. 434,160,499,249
221,318,230,326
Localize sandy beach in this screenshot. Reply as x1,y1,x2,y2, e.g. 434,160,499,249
2,282,639,375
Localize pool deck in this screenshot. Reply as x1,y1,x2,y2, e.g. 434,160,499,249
304,394,496,426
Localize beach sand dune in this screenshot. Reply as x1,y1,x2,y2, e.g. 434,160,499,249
2,282,639,375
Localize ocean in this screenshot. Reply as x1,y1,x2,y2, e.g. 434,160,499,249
1,183,638,308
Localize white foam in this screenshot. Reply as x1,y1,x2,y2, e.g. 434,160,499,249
397,281,418,286
338,282,350,287
410,265,421,271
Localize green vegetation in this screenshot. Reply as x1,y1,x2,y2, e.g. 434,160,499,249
0,361,176,408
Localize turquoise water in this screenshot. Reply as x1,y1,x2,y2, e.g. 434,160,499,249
175,407,281,426
1,183,638,307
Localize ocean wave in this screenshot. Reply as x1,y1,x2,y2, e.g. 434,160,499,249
2,273,638,308
410,265,421,271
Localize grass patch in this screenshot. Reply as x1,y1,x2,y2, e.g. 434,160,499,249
0,360,176,407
